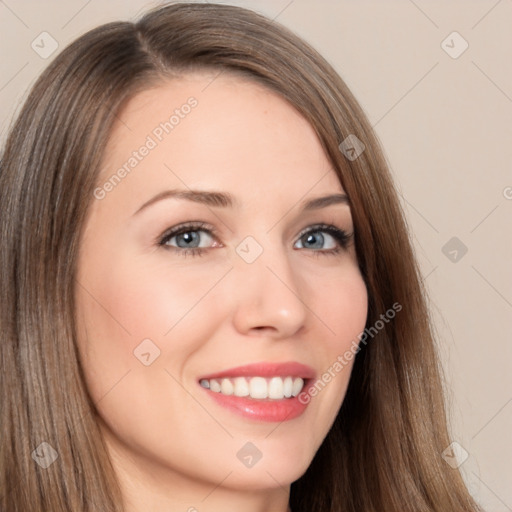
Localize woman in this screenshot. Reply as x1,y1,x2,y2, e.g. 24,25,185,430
0,2,482,511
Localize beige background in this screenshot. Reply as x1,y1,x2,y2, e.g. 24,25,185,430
1,1,511,510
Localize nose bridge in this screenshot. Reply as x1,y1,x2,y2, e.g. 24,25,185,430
230,231,307,336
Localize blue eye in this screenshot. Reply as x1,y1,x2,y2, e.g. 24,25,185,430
158,222,352,258
158,221,215,258
294,224,351,257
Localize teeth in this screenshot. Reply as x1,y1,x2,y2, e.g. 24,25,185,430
268,377,283,399
220,378,234,395
200,376,305,400
233,377,249,397
283,376,293,398
250,377,267,399
291,377,303,397
209,379,221,393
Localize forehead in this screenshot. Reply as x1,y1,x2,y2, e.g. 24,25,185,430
97,72,344,212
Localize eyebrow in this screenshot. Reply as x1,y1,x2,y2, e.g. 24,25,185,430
132,189,349,216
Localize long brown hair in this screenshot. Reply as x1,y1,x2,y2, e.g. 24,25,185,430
0,3,481,511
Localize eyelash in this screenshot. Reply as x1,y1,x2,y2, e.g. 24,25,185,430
157,221,353,258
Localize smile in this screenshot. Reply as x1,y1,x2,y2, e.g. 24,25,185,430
199,376,305,400
197,361,316,422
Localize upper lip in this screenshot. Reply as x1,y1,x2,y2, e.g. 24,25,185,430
198,361,316,381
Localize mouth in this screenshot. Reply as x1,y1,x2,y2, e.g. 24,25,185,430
197,361,316,422
199,375,308,400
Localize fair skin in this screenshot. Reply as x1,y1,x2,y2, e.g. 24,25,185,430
75,72,368,512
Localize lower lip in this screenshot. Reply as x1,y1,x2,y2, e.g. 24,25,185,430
200,381,312,422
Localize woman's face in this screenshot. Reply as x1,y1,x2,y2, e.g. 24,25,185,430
75,72,368,506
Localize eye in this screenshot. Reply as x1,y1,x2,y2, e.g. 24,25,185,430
294,224,352,257
157,222,352,258
158,221,218,258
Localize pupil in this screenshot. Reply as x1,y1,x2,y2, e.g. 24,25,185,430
179,232,199,247
306,232,323,248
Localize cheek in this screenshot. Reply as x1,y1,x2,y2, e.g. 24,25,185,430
303,268,367,425
319,267,368,350
101,256,232,333
75,252,230,398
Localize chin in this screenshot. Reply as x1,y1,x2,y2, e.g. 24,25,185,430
219,451,313,491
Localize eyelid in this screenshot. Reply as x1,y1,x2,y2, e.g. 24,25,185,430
296,223,353,251
157,221,352,246
156,221,219,247
155,221,354,256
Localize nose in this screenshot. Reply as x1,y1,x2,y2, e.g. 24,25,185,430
230,241,308,339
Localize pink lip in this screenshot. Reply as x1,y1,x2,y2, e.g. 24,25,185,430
198,361,316,380
198,361,317,423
